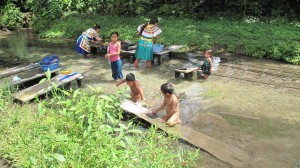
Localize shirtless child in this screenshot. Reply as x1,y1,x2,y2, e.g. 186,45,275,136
116,73,144,102
152,83,180,127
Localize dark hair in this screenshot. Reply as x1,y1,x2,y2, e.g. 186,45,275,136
139,16,159,35
161,83,174,94
111,32,119,37
126,73,135,82
204,49,213,55
93,24,101,30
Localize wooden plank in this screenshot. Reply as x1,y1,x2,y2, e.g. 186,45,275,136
174,67,199,73
121,49,136,54
121,45,183,55
14,73,83,102
154,45,183,55
0,63,39,79
220,112,261,121
121,100,249,167
10,67,63,85
166,45,183,51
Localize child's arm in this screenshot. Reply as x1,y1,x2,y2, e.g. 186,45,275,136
152,98,166,114
140,90,145,101
136,83,145,101
106,42,121,58
116,79,126,86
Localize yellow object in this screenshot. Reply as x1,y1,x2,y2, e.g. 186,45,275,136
61,70,71,75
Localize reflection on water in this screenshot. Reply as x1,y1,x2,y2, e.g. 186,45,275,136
0,30,77,66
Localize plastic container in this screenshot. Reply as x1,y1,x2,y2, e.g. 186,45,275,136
153,44,164,53
39,62,59,72
61,70,71,75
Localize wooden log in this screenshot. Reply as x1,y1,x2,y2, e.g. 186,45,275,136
65,82,71,90
175,71,180,78
0,63,39,79
76,76,84,88
120,100,249,167
219,112,261,121
157,55,162,65
14,73,84,102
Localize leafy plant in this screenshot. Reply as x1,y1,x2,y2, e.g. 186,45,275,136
0,3,23,30
0,81,199,167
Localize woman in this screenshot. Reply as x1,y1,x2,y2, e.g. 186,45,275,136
76,24,102,58
134,17,162,69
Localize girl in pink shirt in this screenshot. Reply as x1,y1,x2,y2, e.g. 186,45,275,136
105,32,123,80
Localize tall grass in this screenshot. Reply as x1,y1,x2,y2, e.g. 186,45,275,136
37,14,300,65
0,81,199,167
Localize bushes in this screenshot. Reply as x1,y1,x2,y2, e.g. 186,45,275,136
0,3,23,30
37,14,300,64
0,82,199,167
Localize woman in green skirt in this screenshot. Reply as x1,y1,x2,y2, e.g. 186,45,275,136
134,17,162,69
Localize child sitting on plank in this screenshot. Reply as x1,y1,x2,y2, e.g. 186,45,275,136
152,82,180,127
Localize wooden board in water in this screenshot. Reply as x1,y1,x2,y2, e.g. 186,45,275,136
11,67,63,85
174,67,199,73
121,45,183,55
0,63,39,79
121,100,249,167
14,73,83,102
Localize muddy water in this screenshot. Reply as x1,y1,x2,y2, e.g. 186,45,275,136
1,30,300,168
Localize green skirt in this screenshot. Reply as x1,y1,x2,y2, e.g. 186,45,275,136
135,39,153,61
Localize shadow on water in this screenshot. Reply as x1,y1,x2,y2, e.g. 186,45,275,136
1,30,300,167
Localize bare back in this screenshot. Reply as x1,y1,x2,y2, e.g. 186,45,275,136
165,94,179,119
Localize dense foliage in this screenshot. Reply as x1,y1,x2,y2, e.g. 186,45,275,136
0,0,299,64
38,14,300,65
0,3,23,30
0,79,199,167
1,0,299,30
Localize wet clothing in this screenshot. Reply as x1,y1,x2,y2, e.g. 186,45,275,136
76,28,99,56
201,58,211,75
111,59,123,80
108,42,123,80
135,24,162,61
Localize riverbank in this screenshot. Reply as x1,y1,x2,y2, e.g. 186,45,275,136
35,14,300,65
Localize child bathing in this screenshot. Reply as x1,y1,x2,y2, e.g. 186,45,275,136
116,73,144,102
105,32,123,80
152,82,180,127
200,49,213,80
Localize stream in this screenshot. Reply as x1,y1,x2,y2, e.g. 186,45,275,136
1,30,300,168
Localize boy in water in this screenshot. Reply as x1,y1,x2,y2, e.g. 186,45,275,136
201,49,213,80
152,83,180,127
116,73,144,102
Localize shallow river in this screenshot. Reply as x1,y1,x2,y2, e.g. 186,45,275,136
1,30,300,167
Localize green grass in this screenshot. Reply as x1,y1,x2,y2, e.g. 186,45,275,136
36,14,300,64
0,81,199,167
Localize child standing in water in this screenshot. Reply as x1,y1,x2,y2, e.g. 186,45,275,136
105,32,123,80
152,83,180,127
116,73,144,102
201,49,213,80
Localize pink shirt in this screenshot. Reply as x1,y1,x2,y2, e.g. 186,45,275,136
109,42,120,62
